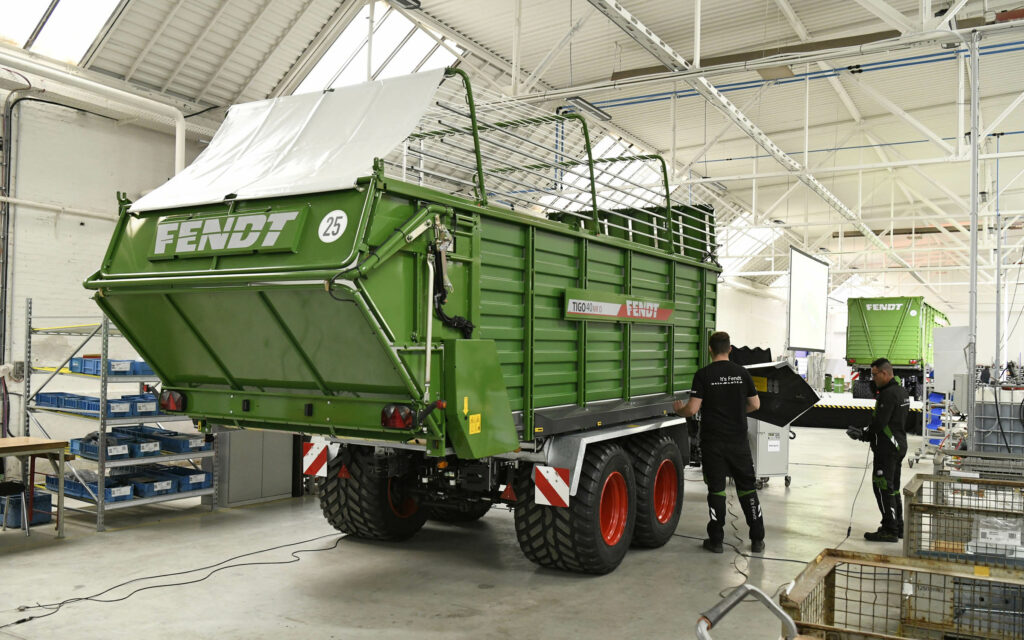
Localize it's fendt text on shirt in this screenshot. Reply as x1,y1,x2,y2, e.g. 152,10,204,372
690,360,758,443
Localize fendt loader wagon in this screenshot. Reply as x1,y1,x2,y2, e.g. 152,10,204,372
845,296,948,400
85,69,798,574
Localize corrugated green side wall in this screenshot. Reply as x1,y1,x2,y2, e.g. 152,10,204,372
478,217,715,420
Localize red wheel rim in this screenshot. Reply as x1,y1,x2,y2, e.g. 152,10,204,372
387,478,418,518
599,471,628,546
653,459,679,524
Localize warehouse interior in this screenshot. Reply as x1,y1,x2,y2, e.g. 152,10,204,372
2,1,1024,639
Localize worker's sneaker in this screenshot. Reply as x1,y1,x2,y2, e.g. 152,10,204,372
898,525,904,539
702,539,724,554
750,539,765,553
864,528,899,543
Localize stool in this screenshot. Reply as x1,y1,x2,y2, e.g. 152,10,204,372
0,479,29,535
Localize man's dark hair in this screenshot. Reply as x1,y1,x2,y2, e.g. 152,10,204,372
709,331,731,355
871,357,893,373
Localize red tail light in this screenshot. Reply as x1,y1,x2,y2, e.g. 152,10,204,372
159,389,187,412
381,404,414,429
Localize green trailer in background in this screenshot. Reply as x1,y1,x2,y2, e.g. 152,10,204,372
845,296,949,399
84,69,722,574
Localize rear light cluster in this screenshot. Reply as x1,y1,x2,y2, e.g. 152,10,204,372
382,404,414,429
159,389,187,412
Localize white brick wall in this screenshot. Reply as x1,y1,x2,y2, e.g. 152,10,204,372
3,98,201,443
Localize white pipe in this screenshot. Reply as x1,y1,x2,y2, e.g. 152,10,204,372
678,150,1024,183
501,21,1024,105
512,0,522,95
693,0,701,67
0,195,115,221
0,47,186,173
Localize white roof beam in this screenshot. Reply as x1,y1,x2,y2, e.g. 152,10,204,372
584,0,944,298
848,74,955,155
124,0,188,82
930,0,970,30
852,0,918,34
679,83,774,177
233,0,319,101
982,90,1024,140
196,0,277,103
520,8,593,93
159,0,235,92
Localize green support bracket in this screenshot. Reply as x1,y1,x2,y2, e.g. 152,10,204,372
561,112,600,234
444,67,488,206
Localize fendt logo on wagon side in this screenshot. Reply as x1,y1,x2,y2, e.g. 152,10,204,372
151,211,303,259
865,303,904,311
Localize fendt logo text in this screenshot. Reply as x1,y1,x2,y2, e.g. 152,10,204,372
154,211,300,256
866,303,904,311
625,300,660,318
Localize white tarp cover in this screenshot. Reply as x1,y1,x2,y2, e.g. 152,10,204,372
130,69,446,212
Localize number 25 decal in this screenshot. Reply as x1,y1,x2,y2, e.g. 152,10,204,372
318,210,348,243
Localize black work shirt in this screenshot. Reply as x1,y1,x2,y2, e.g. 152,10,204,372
690,360,758,444
868,378,909,450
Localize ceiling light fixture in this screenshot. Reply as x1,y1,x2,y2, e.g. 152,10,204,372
566,96,612,122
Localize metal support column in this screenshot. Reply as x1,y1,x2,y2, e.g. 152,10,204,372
97,316,109,531
967,31,981,446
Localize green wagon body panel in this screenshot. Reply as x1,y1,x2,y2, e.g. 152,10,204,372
845,296,949,368
86,174,717,458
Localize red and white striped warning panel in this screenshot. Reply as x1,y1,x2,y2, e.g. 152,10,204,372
302,441,339,477
534,465,570,508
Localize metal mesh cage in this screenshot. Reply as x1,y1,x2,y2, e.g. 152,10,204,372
937,447,1024,481
903,474,1024,570
782,549,1024,639
379,71,716,261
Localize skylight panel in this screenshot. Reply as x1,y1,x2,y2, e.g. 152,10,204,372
31,0,121,64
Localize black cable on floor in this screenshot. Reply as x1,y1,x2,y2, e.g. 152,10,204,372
1,533,345,629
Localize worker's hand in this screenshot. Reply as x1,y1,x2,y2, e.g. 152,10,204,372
846,426,864,441
673,399,686,416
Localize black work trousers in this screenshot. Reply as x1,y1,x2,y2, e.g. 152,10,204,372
701,439,765,543
871,437,907,535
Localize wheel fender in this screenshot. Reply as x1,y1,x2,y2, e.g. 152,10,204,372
541,417,685,503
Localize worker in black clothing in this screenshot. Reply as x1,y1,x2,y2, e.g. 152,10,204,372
847,357,909,543
674,331,765,554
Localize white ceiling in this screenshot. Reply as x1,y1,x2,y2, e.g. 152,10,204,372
8,0,1024,311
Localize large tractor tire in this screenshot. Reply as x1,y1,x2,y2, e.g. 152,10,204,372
514,442,637,574
427,501,492,523
316,446,427,541
627,432,684,548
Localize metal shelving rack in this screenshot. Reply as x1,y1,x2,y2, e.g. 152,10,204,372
22,298,217,530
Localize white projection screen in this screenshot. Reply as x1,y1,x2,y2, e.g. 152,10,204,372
787,247,829,352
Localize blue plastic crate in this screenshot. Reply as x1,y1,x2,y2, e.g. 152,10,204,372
69,357,84,373
75,396,133,418
58,394,84,410
107,359,134,375
70,434,132,460
130,361,155,376
114,425,209,453
122,394,159,416
124,474,178,498
117,433,162,457
0,492,51,527
45,475,134,502
82,358,101,375
928,391,946,403
152,466,212,491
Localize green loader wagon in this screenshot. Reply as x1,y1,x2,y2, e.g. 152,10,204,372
86,68,727,574
845,296,948,400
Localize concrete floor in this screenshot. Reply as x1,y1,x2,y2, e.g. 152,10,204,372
0,427,927,640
